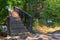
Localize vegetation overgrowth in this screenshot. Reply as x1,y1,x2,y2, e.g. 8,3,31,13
0,0,60,33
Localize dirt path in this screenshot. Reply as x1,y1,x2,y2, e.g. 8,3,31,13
0,30,60,40
0,34,60,40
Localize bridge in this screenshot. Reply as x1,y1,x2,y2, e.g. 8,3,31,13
6,6,33,36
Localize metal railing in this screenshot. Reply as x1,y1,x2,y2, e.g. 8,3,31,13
11,6,33,33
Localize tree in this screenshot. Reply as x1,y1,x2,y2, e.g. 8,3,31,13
0,0,8,24
39,0,60,26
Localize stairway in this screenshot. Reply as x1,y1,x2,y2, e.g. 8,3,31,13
7,11,28,36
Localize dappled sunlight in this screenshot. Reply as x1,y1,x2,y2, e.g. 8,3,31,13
33,23,60,34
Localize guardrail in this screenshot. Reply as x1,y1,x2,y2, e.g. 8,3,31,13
13,6,33,33
7,6,33,33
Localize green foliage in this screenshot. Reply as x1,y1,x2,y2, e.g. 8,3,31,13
0,26,3,31
39,0,60,26
0,0,8,24
0,0,60,27
0,0,24,24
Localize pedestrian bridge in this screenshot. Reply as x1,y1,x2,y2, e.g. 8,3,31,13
6,6,33,36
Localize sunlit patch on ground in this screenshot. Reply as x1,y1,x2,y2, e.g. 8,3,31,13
33,23,60,34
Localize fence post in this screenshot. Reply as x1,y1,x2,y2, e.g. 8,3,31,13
29,17,33,33
7,11,11,35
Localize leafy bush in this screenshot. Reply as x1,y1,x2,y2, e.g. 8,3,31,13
38,0,60,27
0,28,2,31
0,0,8,24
